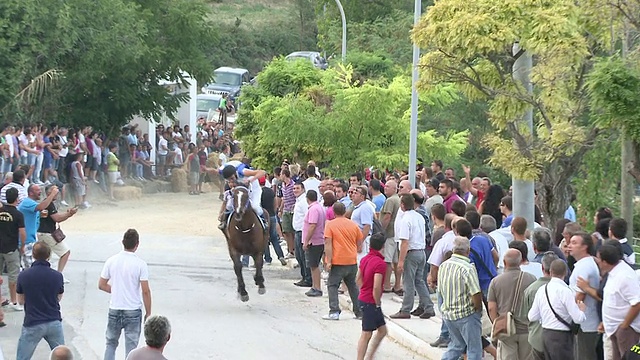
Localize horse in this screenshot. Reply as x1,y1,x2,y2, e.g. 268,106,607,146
223,186,268,302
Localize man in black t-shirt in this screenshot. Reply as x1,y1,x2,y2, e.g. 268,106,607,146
0,187,26,311
260,177,287,266
37,185,77,281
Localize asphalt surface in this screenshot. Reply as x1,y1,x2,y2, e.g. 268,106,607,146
1,230,426,359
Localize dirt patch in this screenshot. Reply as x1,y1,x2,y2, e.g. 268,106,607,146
63,191,223,237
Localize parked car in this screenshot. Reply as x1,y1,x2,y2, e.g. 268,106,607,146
201,67,252,103
285,51,328,70
196,94,236,123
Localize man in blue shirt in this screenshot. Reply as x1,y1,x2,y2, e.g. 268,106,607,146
16,241,65,360
351,186,374,263
456,217,497,293
500,196,514,229
18,184,58,268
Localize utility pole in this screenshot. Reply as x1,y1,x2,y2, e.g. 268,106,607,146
408,0,421,188
511,42,535,229
621,21,634,239
334,0,347,63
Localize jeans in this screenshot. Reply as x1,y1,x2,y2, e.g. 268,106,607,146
294,231,311,283
264,216,285,263
327,264,361,316
438,292,450,340
16,320,65,360
135,163,143,178
104,309,142,360
1,157,11,175
401,250,434,313
442,311,483,360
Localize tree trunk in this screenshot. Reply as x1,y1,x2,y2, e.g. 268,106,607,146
537,156,582,229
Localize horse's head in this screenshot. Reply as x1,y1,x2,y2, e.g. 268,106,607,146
231,186,250,221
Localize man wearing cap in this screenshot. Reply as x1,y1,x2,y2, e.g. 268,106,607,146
220,156,268,232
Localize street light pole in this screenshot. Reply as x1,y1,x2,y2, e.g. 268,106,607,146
334,0,347,63
408,0,421,188
512,42,535,230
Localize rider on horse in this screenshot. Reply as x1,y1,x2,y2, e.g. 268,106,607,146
219,156,269,232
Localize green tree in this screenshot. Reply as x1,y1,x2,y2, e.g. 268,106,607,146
235,58,468,175
1,0,217,133
412,0,608,225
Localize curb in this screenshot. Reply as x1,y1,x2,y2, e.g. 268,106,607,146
336,293,443,359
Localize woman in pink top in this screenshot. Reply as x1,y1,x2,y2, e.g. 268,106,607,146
323,191,337,221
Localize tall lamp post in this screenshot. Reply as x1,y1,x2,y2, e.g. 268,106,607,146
408,0,421,187
511,42,535,230
334,0,347,63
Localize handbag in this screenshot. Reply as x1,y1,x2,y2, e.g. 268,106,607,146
544,284,581,335
491,271,524,340
51,225,66,243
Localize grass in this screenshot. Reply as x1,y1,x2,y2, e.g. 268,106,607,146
205,0,294,27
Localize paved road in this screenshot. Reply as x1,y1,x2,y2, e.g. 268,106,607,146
1,230,425,359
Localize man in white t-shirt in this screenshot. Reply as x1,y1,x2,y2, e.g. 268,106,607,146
99,229,152,360
302,165,321,196
156,132,169,177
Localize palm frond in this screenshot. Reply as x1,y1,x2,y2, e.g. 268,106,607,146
14,69,63,105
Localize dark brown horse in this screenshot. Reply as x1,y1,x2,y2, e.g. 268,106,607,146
223,186,267,302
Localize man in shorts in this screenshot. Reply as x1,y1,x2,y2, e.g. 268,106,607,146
356,233,388,360
302,190,326,297
18,184,58,269
37,185,77,282
0,187,26,311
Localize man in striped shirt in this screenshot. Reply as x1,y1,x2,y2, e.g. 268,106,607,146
438,236,484,360
278,168,296,258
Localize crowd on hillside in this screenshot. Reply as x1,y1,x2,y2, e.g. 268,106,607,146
226,158,640,360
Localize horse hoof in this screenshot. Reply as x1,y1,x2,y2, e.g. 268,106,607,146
240,294,250,302
258,287,266,295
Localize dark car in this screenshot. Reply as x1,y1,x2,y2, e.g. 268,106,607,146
201,67,252,102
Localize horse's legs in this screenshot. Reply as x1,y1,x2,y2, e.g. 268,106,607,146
231,250,249,302
253,252,266,295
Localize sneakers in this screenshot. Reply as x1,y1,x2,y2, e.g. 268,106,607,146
322,312,340,321
93,179,100,184
63,276,70,284
60,200,69,207
389,311,410,319
278,257,287,266
83,201,91,208
285,252,295,259
430,337,450,348
419,309,436,319
294,280,312,287
410,307,424,316
305,288,323,297
9,302,23,311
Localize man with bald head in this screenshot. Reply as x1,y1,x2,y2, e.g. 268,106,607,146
50,345,73,360
487,249,536,359
528,259,587,360
380,179,402,293
522,252,558,360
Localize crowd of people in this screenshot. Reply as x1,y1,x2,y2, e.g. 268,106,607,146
0,120,238,203
218,157,640,360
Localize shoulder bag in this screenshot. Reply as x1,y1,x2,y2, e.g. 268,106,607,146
544,284,581,335
51,224,66,243
490,271,524,340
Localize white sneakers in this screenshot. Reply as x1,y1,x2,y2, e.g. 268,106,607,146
8,302,23,311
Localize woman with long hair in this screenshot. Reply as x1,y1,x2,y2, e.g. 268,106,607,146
479,184,505,228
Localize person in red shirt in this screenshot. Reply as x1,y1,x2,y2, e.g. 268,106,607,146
356,233,388,360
